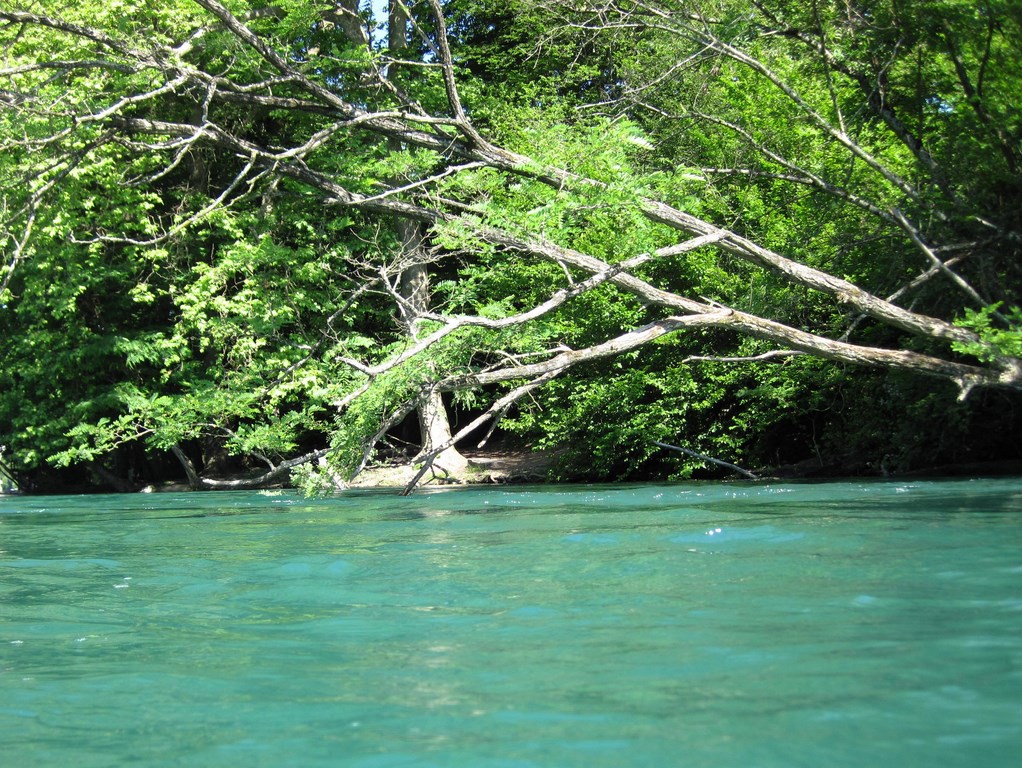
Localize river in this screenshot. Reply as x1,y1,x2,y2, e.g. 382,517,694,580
2,479,1021,766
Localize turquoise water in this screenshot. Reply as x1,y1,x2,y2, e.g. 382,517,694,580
2,480,1021,767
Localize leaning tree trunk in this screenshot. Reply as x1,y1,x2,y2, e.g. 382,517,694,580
396,220,468,473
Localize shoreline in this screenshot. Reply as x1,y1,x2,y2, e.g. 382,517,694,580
7,456,1022,496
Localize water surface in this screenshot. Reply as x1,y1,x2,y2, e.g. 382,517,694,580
2,480,1021,766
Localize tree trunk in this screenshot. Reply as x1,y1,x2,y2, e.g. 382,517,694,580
416,386,468,473
389,1,467,473
396,222,468,472
171,444,203,490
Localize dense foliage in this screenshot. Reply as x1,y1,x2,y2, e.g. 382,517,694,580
1,0,1020,492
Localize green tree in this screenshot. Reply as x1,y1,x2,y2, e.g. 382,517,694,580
1,0,1020,492
500,0,1022,476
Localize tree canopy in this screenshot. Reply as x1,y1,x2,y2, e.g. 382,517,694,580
2,0,1021,493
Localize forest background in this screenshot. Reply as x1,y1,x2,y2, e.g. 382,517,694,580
1,0,1021,494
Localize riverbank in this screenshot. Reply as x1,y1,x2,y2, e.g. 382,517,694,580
344,449,556,489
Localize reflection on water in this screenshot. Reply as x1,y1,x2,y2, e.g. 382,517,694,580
1,479,1021,767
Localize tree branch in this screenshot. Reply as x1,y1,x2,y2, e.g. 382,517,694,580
653,440,759,479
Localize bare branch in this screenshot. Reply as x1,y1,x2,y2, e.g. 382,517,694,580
686,111,896,223
682,350,803,364
0,10,139,57
891,208,992,309
653,440,759,479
